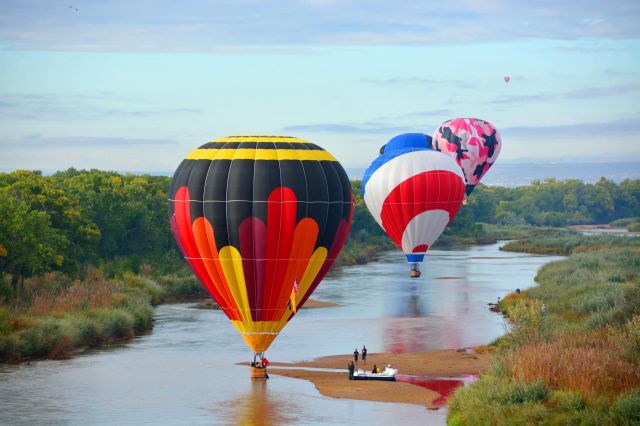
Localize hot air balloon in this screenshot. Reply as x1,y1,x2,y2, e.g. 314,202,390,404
503,76,510,84
363,133,465,277
432,118,501,196
168,135,353,372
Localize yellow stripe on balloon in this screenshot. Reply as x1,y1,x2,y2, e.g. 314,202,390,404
231,319,289,352
299,247,328,298
276,247,328,322
218,246,251,322
212,135,309,144
185,149,337,162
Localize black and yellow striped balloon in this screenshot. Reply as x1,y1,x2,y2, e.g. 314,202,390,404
168,135,353,352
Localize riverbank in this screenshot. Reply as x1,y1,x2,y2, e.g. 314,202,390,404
0,224,518,364
0,224,609,365
0,240,567,424
267,349,492,409
449,234,640,425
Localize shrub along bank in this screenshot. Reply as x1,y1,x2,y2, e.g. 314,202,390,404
0,261,205,363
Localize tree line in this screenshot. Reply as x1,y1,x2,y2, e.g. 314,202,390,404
1,169,639,290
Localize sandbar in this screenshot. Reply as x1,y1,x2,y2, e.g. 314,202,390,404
268,349,491,409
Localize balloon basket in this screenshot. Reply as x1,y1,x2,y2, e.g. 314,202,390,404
251,366,268,379
410,270,422,278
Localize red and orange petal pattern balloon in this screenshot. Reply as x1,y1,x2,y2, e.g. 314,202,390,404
169,136,353,353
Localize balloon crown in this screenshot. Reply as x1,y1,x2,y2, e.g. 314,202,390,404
379,133,432,155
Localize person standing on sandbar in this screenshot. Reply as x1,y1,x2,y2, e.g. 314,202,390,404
353,348,359,364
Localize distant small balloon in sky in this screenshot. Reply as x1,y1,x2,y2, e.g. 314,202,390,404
504,76,510,84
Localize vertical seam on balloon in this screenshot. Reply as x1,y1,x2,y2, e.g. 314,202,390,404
217,142,242,316
290,140,308,313
265,140,282,320
317,154,330,257
383,153,402,250
200,143,222,309
250,139,259,321
223,140,238,319
325,159,344,261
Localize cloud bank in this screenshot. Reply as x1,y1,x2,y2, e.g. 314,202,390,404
1,0,639,52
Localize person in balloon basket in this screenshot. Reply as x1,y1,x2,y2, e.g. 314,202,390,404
362,345,367,364
260,356,270,379
348,361,355,380
353,348,359,364
371,364,379,374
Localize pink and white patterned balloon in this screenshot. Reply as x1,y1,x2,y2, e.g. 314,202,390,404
432,118,501,195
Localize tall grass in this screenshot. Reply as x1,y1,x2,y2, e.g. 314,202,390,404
448,236,640,425
505,329,640,399
609,217,639,227
0,269,169,362
502,233,640,256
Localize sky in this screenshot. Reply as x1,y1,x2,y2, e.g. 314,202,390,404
1,0,639,176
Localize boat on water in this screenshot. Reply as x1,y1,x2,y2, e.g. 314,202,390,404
352,365,398,381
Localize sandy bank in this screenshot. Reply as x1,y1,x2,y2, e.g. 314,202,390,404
268,349,491,409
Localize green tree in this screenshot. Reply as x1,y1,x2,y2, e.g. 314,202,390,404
0,189,67,303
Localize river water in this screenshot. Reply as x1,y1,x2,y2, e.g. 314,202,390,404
0,242,562,425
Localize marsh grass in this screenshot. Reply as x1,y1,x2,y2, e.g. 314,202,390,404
506,329,640,399
449,238,640,425
502,234,640,256
0,268,167,362
609,217,640,227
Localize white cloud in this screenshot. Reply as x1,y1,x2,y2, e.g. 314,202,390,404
0,0,638,52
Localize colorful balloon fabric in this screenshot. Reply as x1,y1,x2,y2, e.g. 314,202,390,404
168,135,353,353
432,118,501,195
362,133,465,264
504,76,510,83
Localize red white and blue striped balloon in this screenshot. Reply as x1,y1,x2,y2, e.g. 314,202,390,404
363,133,465,264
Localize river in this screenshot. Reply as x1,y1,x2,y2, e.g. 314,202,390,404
0,242,562,425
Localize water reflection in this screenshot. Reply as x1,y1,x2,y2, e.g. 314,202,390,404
0,242,562,425
217,380,299,426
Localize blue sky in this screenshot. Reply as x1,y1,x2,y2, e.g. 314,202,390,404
1,0,639,174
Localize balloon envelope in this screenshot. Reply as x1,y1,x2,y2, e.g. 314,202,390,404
168,135,353,352
504,76,510,83
432,118,502,195
362,133,465,263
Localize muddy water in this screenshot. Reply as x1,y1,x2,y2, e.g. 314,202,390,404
0,242,561,425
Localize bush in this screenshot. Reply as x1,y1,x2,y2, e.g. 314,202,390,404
0,268,159,362
609,217,639,227
613,389,640,425
501,380,550,404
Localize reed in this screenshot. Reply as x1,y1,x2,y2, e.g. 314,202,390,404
505,330,640,400
0,268,161,362
449,236,640,424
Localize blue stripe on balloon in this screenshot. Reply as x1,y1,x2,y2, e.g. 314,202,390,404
385,133,432,152
362,133,433,196
406,254,425,263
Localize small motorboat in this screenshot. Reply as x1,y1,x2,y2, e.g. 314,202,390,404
352,365,398,381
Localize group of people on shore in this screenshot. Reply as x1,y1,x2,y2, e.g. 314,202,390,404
353,345,367,364
348,345,371,380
